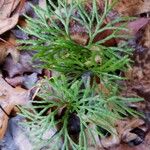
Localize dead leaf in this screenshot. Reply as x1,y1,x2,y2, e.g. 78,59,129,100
116,118,145,136
0,0,20,19
5,73,39,89
0,75,30,139
0,0,21,35
110,131,150,150
0,41,8,64
5,76,24,87
3,51,42,78
0,33,19,64
140,23,150,48
139,0,150,15
115,0,150,16
109,118,149,150
0,13,19,35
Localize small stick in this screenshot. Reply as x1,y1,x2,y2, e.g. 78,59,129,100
0,105,11,118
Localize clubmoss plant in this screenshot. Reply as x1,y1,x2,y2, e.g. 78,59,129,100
18,0,133,82
19,75,142,150
18,0,143,149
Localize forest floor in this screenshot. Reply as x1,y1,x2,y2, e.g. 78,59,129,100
0,0,150,150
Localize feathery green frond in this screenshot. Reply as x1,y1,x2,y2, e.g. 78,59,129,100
19,75,143,149
18,0,133,81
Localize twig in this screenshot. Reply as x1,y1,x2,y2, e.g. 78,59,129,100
0,105,11,118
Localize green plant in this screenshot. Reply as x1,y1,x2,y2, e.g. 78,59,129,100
18,0,143,149
19,75,142,150
18,0,132,82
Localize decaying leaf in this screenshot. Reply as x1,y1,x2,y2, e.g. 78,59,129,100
128,18,150,35
140,0,150,14
0,33,20,64
116,118,147,146
0,0,20,19
116,118,145,135
0,75,30,139
5,73,39,89
0,41,8,64
122,20,150,102
0,0,21,35
140,23,150,48
111,131,150,150
115,0,150,16
3,51,42,78
0,14,19,35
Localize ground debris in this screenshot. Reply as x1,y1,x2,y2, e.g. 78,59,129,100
115,0,150,16
0,0,22,35
2,51,42,78
0,75,30,139
0,115,32,150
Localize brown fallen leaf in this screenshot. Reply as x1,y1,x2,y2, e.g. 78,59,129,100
110,131,150,150
140,23,150,48
116,118,145,135
0,13,19,35
0,0,22,35
0,0,20,19
139,0,150,15
115,0,150,16
0,75,30,139
0,33,19,64
122,21,150,101
0,41,8,64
